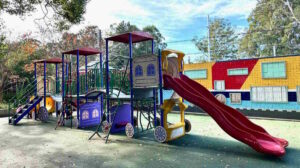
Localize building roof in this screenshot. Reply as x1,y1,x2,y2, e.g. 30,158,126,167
34,57,68,64
63,47,101,56
106,31,153,43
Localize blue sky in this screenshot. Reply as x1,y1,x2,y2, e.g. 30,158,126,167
1,0,257,61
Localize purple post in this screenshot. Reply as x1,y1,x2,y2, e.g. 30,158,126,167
85,55,88,101
105,39,110,122
34,63,37,96
158,49,164,127
55,63,58,116
77,50,80,120
44,61,46,107
100,53,103,117
129,33,134,126
151,39,157,126
62,54,65,117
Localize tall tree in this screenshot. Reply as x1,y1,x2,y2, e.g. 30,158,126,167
107,21,166,68
239,0,300,57
0,0,89,30
193,18,238,61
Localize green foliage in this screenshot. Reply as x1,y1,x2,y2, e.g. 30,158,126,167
107,21,167,68
239,0,300,57
193,18,238,61
0,0,88,30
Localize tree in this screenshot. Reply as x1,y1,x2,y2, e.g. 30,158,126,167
193,18,238,61
0,0,89,30
239,0,300,57
106,21,167,68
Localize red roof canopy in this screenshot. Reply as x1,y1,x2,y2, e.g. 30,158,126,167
106,31,153,43
34,57,68,64
63,47,101,56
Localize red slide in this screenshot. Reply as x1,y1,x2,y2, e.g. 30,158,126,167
163,74,287,156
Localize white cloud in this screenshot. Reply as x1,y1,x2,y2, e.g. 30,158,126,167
1,0,257,41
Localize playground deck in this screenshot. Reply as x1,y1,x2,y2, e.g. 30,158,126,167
0,114,299,168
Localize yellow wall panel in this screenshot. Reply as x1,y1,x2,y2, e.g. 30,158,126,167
241,56,300,90
184,62,215,89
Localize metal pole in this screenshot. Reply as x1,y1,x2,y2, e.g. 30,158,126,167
129,33,134,126
105,40,110,122
34,63,37,96
44,61,46,108
100,52,103,118
77,50,80,121
55,63,58,116
158,49,164,127
85,55,88,101
207,15,211,62
62,54,65,118
151,39,157,126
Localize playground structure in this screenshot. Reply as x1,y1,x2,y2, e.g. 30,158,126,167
8,57,66,125
6,30,289,157
58,48,104,129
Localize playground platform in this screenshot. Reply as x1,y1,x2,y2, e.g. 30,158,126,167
0,114,299,168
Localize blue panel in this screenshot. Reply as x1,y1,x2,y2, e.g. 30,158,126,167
79,102,102,128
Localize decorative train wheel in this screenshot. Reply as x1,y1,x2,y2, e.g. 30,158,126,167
215,94,226,104
38,107,49,122
154,126,167,143
102,121,111,134
184,119,192,133
125,123,134,138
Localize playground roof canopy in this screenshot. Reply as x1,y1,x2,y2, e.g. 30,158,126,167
106,31,153,43
63,47,101,56
34,57,68,64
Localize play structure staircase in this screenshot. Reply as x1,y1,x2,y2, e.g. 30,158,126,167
8,79,43,125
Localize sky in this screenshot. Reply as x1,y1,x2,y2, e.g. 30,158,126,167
1,0,257,61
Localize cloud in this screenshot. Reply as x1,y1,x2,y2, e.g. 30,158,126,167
1,0,257,41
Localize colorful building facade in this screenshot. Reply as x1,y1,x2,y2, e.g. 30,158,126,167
183,55,300,112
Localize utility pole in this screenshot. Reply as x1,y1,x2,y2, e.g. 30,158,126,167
207,15,211,62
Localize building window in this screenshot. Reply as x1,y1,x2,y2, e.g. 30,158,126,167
228,68,248,76
92,109,99,118
214,80,225,91
251,86,288,103
261,62,286,78
230,93,241,104
135,65,143,77
82,111,89,120
184,69,207,79
147,64,155,76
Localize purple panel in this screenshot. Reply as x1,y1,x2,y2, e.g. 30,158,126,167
110,104,131,133
79,102,102,128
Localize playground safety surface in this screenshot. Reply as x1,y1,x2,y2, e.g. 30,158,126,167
0,114,300,168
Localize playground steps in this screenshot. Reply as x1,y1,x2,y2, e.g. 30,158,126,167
9,96,43,125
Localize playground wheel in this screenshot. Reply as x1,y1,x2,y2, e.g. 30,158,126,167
102,121,111,134
38,107,49,122
125,123,134,138
184,119,192,133
154,126,167,143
